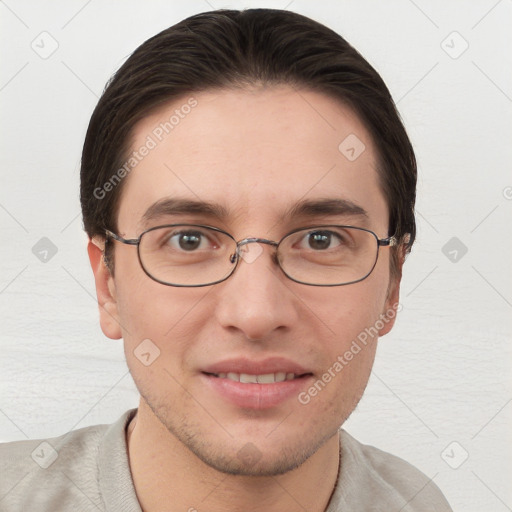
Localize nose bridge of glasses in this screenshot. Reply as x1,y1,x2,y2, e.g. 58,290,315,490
237,237,279,249
229,237,279,264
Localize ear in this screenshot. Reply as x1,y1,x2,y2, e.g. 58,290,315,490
378,245,406,337
87,238,122,340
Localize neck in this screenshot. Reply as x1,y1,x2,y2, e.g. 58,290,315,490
127,400,341,512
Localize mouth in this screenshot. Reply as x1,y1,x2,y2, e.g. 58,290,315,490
200,364,314,409
203,371,311,383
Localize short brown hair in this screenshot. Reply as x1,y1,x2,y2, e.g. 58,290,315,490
80,8,416,276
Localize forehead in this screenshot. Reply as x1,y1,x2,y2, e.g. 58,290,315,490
117,86,387,234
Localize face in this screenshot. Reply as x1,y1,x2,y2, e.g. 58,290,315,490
91,86,402,476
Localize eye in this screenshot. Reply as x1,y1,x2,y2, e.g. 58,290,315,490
166,230,214,251
299,230,343,251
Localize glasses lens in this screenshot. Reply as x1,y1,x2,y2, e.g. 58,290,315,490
138,225,237,286
277,226,379,285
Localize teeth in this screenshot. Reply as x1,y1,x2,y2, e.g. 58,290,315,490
257,373,275,383
240,373,258,383
217,372,297,384
275,372,286,382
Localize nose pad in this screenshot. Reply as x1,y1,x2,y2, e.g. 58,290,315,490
231,239,279,267
239,243,264,264
229,244,264,266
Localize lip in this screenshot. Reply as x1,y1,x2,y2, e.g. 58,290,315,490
200,357,314,409
201,357,311,376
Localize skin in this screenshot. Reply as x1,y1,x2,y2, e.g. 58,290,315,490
88,86,404,512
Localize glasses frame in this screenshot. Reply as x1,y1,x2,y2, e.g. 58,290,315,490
104,224,398,287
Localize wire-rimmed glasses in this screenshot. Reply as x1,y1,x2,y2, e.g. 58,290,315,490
104,224,397,287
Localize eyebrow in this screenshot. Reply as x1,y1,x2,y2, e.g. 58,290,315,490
139,196,368,228
140,198,229,227
285,198,368,221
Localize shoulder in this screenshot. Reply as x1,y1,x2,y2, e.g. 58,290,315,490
329,430,453,511
0,410,136,512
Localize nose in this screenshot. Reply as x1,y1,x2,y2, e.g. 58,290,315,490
214,242,300,341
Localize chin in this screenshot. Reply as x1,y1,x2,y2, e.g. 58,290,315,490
165,415,339,477
140,384,348,477
184,439,317,477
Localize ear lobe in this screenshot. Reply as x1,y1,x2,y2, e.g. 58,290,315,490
378,245,406,337
378,282,400,337
87,239,122,340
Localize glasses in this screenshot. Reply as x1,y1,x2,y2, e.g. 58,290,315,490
104,224,397,287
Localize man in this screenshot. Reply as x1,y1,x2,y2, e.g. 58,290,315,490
0,8,452,511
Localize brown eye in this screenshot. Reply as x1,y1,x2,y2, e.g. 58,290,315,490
300,230,342,251
308,232,331,250
165,230,213,251
178,232,202,250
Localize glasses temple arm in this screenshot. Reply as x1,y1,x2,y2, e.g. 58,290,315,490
105,229,139,245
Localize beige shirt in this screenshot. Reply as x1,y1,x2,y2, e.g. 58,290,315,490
0,409,452,511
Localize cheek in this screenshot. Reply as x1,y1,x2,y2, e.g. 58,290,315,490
319,275,389,345
299,289,382,425
308,268,389,384
112,254,210,369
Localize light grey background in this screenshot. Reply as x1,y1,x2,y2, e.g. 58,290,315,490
1,1,511,510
